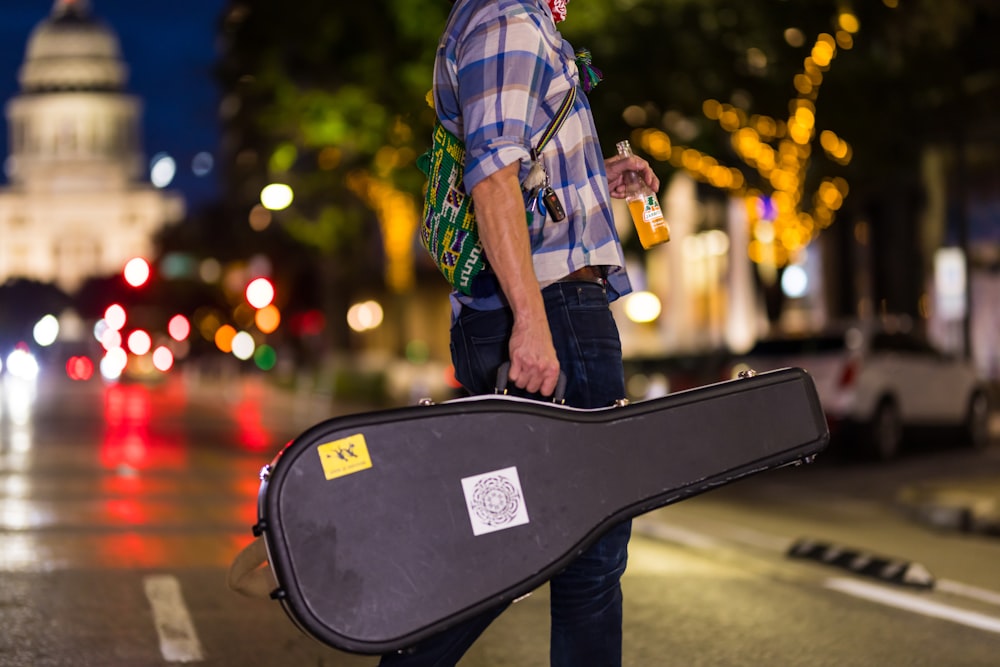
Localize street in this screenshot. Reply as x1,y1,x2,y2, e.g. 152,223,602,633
2,372,1000,666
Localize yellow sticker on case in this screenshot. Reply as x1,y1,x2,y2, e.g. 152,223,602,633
317,433,372,480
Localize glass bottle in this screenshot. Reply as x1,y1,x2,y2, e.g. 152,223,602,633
615,140,670,248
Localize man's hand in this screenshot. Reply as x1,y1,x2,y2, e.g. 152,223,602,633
471,162,560,397
605,154,660,199
507,311,560,396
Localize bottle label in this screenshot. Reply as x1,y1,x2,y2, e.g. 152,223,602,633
643,196,664,225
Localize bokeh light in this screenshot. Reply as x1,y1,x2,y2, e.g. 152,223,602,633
245,278,275,309
782,264,810,298
253,345,277,371
215,324,237,353
623,291,663,324
66,356,94,381
33,314,59,347
150,152,176,188
231,331,256,361
346,300,384,332
152,346,174,372
127,330,152,356
168,315,191,342
260,183,293,211
100,348,127,381
123,258,151,287
255,305,280,334
100,328,122,352
192,151,214,177
6,348,39,380
104,304,127,330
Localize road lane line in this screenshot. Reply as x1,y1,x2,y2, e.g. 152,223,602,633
937,578,1000,609
143,575,205,663
633,518,721,549
635,515,791,552
825,577,1000,635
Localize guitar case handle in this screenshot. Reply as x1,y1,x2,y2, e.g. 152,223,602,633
227,535,279,600
494,361,568,404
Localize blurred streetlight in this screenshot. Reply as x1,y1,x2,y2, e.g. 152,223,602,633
6,348,39,380
150,152,176,188
255,305,280,334
127,330,152,356
347,300,384,332
260,183,293,211
152,346,174,372
100,348,127,381
33,314,59,347
231,331,255,360
623,291,663,324
104,304,127,330
123,258,151,287
245,277,275,308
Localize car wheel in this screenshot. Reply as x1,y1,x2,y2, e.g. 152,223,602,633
965,391,991,451
867,398,902,461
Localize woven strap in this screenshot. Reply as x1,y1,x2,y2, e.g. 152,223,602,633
531,86,577,161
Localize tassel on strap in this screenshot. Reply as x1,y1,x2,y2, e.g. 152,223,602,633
575,48,603,93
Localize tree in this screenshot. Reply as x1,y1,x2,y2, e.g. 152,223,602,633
212,0,999,334
213,0,452,350
561,0,999,320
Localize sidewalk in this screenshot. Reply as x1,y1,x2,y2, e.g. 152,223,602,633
893,413,1000,536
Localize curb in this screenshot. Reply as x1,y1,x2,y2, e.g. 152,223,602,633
787,539,935,589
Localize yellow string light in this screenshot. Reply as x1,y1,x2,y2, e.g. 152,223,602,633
643,23,854,268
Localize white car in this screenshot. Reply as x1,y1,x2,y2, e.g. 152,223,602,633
729,325,993,460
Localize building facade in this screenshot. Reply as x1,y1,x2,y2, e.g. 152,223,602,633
0,0,182,293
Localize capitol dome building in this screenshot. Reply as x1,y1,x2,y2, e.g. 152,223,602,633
0,0,183,291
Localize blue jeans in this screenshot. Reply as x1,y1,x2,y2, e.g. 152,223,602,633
379,280,632,667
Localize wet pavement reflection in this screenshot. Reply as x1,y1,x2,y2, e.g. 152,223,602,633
0,372,292,572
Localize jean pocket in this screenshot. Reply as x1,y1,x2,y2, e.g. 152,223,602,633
452,310,512,394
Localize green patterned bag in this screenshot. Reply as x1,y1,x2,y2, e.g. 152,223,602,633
417,122,483,295
417,88,577,296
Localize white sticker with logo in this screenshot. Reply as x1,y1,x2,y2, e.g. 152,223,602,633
461,466,529,536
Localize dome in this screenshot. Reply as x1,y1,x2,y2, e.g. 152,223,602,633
18,0,128,93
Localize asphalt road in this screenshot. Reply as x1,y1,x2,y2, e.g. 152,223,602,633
1,372,999,666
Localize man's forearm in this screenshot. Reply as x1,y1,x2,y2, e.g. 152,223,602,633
470,162,560,394
470,162,544,318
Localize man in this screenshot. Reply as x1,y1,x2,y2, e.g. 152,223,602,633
381,0,661,664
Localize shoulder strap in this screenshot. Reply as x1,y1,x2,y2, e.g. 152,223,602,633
531,86,577,161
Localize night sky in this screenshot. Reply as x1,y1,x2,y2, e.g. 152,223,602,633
0,0,227,210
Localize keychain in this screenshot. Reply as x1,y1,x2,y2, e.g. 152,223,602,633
524,154,566,223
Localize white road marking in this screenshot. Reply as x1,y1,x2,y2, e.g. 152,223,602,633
143,575,205,663
825,577,1000,635
937,578,1000,609
639,515,1000,613
633,518,721,549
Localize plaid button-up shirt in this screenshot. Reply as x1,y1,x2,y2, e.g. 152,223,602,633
432,0,631,311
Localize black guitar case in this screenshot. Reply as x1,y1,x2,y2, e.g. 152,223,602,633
249,367,828,654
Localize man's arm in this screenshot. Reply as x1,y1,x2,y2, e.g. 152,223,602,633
470,162,560,396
